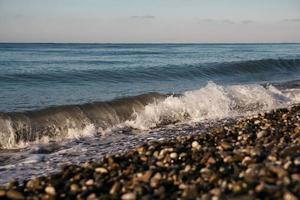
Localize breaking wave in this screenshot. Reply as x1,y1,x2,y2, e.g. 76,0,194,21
124,82,300,130
0,93,165,149
0,81,300,149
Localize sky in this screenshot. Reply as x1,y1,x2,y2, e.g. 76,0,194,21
0,0,300,43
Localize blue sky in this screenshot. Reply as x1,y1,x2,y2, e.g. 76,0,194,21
0,0,300,42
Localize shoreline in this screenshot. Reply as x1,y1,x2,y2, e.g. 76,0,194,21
1,105,300,199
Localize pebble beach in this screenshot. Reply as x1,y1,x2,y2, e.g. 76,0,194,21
0,104,300,200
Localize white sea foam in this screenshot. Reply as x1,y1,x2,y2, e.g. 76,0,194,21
0,122,96,149
124,82,299,130
0,119,17,149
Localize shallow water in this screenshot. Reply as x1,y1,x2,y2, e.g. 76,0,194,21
0,120,232,184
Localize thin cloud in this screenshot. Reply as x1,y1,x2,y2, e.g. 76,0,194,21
241,20,255,24
199,19,235,24
283,18,300,22
199,18,215,23
222,19,235,24
130,15,156,20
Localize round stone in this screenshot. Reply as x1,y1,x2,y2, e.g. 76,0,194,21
45,186,56,196
122,192,136,200
6,190,25,200
170,152,178,159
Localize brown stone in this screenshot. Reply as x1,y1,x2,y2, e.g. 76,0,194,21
110,182,121,195
138,170,153,183
45,186,56,196
26,179,40,189
6,190,25,200
0,190,6,197
122,192,136,200
283,191,298,200
220,142,232,150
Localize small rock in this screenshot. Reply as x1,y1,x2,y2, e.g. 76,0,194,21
254,120,261,124
170,152,178,159
192,141,200,149
26,179,40,189
150,173,162,188
140,156,148,161
231,183,242,193
291,174,300,182
224,156,234,163
294,158,300,165
85,179,94,186
255,182,265,192
284,161,292,169
270,166,287,178
137,146,145,154
257,130,267,139
179,152,187,159
207,157,216,164
0,190,5,197
70,184,79,192
283,191,298,200
87,193,99,200
138,171,153,183
210,188,221,196
45,186,56,196
212,196,220,200
95,167,108,173
6,190,25,200
110,182,121,195
220,142,232,150
184,165,191,172
122,192,136,200
242,156,253,165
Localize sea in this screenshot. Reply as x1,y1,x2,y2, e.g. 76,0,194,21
0,43,300,184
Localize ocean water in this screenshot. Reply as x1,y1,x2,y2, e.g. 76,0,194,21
1,43,300,183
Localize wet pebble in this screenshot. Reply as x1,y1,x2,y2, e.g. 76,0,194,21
45,186,56,196
6,190,25,200
121,192,136,200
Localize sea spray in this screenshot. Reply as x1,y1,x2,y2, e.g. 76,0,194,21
0,93,164,149
124,82,297,130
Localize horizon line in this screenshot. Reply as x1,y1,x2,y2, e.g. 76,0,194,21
0,42,300,45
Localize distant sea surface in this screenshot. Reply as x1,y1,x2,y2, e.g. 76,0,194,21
0,43,300,184
0,43,300,112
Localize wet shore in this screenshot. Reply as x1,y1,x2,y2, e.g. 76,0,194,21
1,105,300,200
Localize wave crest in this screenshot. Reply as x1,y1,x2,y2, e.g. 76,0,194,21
124,82,297,130
0,81,299,149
